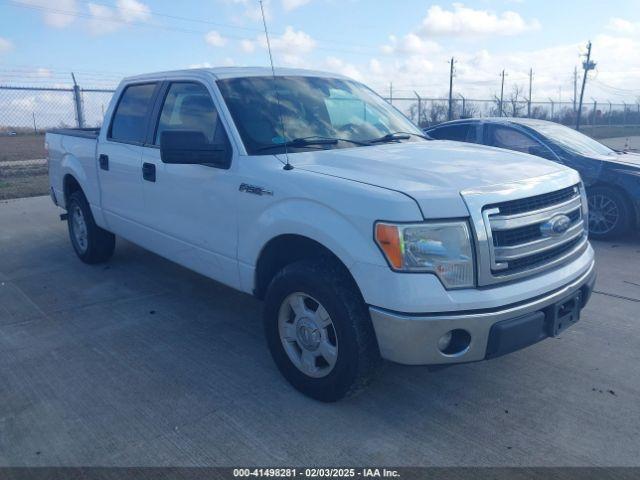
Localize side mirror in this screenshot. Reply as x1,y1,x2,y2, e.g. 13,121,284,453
160,130,230,168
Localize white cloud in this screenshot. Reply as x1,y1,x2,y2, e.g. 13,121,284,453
205,30,228,47
324,56,362,80
382,33,441,55
282,0,311,11
419,3,540,37
87,0,151,34
117,0,151,23
607,17,639,35
19,0,78,28
267,26,316,54
243,26,315,67
240,39,256,53
0,37,13,54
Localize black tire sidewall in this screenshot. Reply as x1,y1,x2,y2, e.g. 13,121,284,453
264,260,370,402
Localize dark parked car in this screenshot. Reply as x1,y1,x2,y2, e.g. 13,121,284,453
425,118,640,239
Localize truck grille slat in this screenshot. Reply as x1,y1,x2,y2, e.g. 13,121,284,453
489,185,578,216
483,184,587,279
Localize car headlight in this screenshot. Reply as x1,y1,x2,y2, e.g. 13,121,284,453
578,182,589,235
374,221,475,289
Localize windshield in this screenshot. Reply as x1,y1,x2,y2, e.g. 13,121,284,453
217,76,424,155
532,122,615,156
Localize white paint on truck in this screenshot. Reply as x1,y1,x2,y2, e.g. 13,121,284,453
47,67,596,401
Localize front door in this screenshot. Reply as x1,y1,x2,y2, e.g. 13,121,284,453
139,81,240,288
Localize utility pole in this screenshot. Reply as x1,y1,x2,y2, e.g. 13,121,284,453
573,66,578,112
32,112,37,134
448,57,456,121
527,68,533,118
499,69,506,117
71,72,85,128
576,41,596,130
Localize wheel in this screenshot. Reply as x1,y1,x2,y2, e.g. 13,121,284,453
263,257,381,402
67,190,115,263
587,186,631,240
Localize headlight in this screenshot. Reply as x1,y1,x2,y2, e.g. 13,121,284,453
375,221,475,289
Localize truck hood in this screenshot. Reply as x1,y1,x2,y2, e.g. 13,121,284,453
291,141,567,218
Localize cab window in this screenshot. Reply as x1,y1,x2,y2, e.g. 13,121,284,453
109,83,157,143
154,82,228,146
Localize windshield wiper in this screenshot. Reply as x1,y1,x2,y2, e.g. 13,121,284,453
256,136,369,152
367,131,432,144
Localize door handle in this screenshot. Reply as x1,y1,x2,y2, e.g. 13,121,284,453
142,162,156,182
99,154,109,171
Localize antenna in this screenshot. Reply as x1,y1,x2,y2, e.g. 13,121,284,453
259,0,292,170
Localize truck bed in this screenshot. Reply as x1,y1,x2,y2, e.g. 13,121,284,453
46,128,100,210
47,127,100,139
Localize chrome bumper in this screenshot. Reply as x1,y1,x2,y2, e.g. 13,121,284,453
369,259,596,365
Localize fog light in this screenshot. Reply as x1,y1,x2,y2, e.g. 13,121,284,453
438,329,471,356
437,331,453,352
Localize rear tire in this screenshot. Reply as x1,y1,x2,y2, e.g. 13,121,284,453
587,186,631,240
67,190,115,264
263,257,381,402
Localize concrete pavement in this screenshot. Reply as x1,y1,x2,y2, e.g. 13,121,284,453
1,196,639,466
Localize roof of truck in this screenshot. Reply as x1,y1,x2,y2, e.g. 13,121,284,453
123,67,350,83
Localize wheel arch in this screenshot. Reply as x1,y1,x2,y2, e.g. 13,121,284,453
253,234,363,301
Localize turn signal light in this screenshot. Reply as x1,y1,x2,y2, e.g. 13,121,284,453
375,223,403,269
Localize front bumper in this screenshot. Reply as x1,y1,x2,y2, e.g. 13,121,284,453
369,259,596,365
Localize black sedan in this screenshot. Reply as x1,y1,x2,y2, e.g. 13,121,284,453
425,118,640,239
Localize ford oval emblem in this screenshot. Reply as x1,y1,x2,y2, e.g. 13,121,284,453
541,214,572,237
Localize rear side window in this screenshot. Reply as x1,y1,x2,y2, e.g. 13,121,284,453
109,83,157,143
428,124,476,143
487,125,540,153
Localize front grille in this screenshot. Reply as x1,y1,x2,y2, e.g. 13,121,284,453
488,185,578,216
500,236,583,274
493,208,582,247
483,184,586,281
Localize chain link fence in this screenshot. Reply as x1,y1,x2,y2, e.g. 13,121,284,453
0,85,115,200
386,96,640,132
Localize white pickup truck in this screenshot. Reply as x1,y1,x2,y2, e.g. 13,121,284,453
47,67,596,401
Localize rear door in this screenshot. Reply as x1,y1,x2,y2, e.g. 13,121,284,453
138,80,240,288
97,82,160,237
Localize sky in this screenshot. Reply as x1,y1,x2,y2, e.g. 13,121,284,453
1,0,640,102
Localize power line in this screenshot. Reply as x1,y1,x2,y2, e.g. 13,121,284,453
2,0,417,58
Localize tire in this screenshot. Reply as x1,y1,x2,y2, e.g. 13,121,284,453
587,186,631,240
263,257,382,402
67,190,115,264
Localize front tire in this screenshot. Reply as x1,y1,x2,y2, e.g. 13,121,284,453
67,190,115,264
263,258,381,402
587,186,631,240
